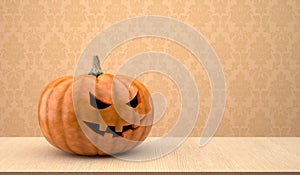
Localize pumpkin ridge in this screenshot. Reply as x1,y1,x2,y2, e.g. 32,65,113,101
46,77,72,152
62,78,99,155
39,77,68,145
114,77,151,146
58,78,76,154
133,81,153,142
125,79,151,143
111,76,138,129
114,75,136,101
133,80,152,114
38,88,54,144
140,117,152,141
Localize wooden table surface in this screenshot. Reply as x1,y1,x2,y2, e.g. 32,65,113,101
0,137,299,172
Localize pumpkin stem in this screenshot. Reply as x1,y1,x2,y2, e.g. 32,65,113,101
88,55,103,77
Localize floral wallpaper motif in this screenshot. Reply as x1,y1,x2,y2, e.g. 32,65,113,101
0,0,299,136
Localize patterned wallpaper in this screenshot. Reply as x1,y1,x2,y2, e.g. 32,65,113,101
0,0,299,137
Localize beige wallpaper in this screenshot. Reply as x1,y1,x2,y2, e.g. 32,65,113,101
0,0,299,137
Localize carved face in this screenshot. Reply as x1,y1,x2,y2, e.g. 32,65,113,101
72,73,153,153
87,90,144,137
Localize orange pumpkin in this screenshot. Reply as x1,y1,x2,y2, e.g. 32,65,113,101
38,56,153,155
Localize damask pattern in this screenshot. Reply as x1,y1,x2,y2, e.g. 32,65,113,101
0,0,299,136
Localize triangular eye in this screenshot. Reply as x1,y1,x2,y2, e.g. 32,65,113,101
89,92,111,109
126,92,139,108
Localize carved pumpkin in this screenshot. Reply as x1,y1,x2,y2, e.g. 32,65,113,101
38,56,153,155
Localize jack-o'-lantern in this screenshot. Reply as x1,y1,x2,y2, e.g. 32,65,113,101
38,56,153,155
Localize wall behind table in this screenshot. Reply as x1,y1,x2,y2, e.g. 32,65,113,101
0,0,299,137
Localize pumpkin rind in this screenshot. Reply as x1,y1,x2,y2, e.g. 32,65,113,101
38,74,153,155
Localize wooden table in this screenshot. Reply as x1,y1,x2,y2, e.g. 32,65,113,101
0,137,299,173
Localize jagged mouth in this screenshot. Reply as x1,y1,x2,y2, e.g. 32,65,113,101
83,121,141,137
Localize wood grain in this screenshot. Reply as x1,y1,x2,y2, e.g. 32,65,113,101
0,137,299,172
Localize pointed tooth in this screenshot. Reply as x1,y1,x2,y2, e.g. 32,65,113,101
115,125,123,132
99,124,107,131
122,129,133,137
132,124,139,129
